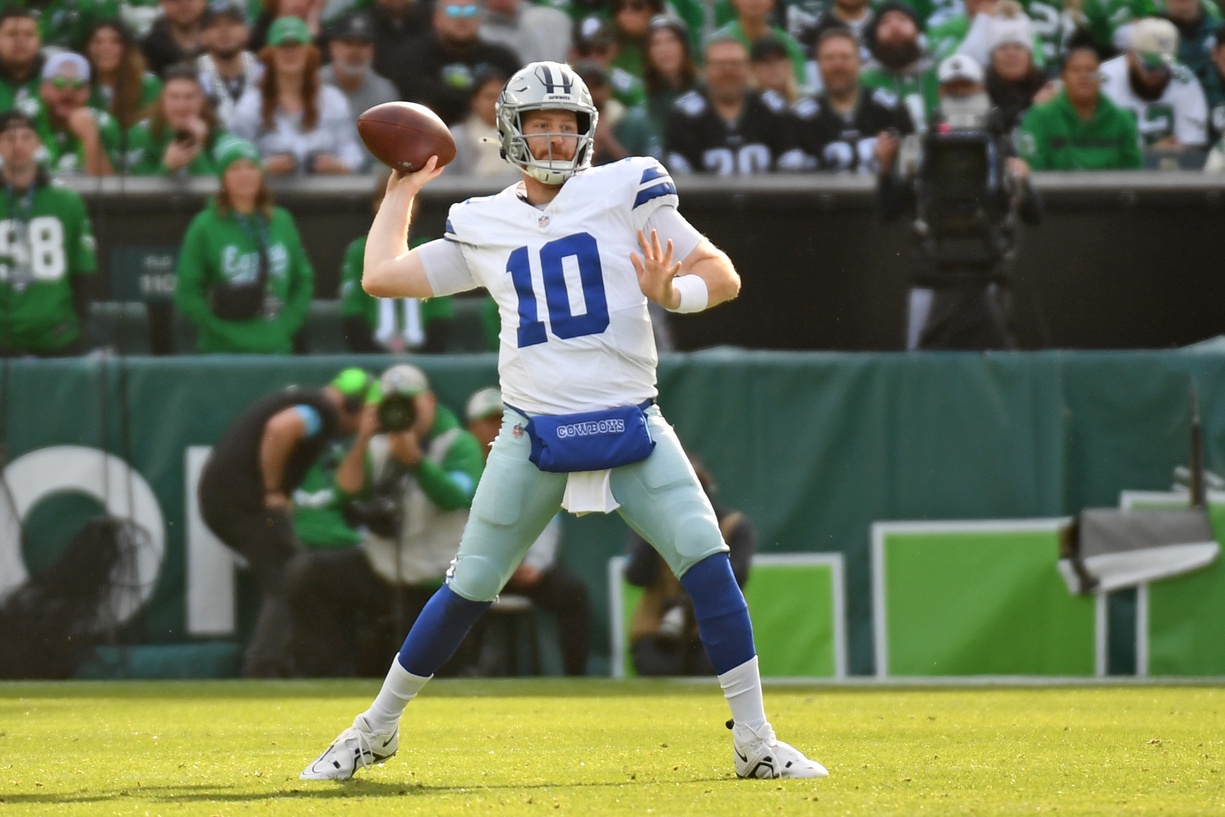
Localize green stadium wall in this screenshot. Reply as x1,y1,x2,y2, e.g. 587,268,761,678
5,343,1225,677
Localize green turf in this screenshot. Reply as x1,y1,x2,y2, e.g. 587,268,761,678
2,680,1224,816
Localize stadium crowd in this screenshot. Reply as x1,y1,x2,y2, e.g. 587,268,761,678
0,0,1223,357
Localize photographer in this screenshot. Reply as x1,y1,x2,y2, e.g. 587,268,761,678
285,364,486,677
197,367,376,677
877,54,1041,351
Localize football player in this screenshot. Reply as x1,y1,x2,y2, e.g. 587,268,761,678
301,60,827,782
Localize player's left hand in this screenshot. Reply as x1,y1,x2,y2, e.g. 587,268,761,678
631,229,682,309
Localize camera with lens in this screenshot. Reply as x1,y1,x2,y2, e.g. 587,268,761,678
342,495,399,539
906,128,1019,274
376,392,418,432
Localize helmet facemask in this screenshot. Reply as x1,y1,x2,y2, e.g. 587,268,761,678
497,62,599,185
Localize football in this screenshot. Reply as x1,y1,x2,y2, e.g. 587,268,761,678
357,101,457,173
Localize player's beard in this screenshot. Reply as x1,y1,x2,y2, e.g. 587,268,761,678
871,39,922,72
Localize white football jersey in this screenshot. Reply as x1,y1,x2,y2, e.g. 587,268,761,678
427,157,683,415
1099,56,1208,147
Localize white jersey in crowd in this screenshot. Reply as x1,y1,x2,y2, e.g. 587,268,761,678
421,156,698,415
1099,55,1209,147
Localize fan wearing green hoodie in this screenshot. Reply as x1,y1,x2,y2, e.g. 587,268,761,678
1017,45,1143,170
174,136,314,353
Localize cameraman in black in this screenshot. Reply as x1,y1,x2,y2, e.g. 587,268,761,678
284,363,486,676
876,53,1042,351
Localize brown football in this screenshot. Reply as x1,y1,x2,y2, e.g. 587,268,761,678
357,101,457,173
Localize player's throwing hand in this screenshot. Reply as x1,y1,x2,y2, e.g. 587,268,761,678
632,229,682,309
387,155,445,196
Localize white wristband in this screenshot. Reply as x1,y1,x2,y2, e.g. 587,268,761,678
668,274,709,313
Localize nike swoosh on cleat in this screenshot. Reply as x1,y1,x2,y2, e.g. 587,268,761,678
382,736,395,748
735,748,748,763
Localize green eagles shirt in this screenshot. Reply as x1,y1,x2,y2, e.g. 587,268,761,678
0,180,97,353
0,71,44,126
174,200,314,354
293,442,362,550
34,107,123,176
860,61,940,133
123,120,223,177
1017,89,1143,170
339,234,453,350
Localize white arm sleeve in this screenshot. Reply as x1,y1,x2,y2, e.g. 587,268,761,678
643,206,703,265
418,238,479,296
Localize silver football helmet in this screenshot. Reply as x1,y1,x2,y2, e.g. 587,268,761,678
496,61,598,185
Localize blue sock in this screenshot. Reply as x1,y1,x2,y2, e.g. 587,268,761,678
679,553,756,674
397,584,492,677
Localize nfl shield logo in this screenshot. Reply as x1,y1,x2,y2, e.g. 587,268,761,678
538,214,550,229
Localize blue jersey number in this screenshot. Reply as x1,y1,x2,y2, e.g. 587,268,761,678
507,232,610,348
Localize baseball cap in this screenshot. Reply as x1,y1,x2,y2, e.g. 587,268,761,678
42,51,90,82
937,53,984,85
269,15,311,46
750,35,789,63
203,0,247,25
466,387,503,423
330,11,375,42
380,364,429,397
1130,17,1177,70
331,367,382,406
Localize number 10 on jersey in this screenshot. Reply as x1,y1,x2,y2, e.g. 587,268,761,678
507,232,610,348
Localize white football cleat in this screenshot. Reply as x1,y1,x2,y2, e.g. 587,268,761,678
300,714,399,780
730,720,828,780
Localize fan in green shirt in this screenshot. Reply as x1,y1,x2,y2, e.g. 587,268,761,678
0,8,46,125
36,50,121,175
174,137,315,354
83,19,162,135
338,177,454,354
1017,45,1143,169
0,110,98,356
124,65,224,176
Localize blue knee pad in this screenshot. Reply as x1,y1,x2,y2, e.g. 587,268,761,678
397,584,492,677
679,553,756,674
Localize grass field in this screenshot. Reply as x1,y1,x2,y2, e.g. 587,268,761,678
2,679,1224,816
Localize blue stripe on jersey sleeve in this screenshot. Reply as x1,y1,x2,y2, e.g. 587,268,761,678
632,181,678,209
445,217,456,236
639,165,669,184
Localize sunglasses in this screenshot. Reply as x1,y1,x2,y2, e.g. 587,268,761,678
50,76,87,90
443,4,480,18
